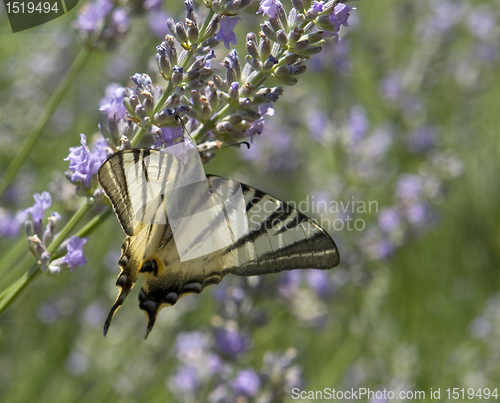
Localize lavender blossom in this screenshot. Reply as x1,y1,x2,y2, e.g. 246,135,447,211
217,17,241,49
330,3,354,32
62,236,89,270
25,191,52,225
65,134,109,189
99,84,127,120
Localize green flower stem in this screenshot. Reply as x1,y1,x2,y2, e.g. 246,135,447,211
0,46,91,200
0,200,93,316
0,238,28,280
0,261,41,314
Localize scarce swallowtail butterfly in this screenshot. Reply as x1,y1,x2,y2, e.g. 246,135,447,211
98,138,340,338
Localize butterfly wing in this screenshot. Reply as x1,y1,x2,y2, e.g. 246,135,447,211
99,149,339,338
98,149,182,236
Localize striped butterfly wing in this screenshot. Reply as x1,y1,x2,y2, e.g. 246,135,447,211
98,148,183,236
98,150,340,338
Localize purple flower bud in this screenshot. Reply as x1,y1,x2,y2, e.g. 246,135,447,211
216,16,241,49
62,236,89,271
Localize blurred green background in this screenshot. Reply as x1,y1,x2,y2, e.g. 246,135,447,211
1,0,500,402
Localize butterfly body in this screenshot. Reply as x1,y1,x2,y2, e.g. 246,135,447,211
98,148,339,338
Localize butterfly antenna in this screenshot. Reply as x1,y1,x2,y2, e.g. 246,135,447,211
175,114,194,141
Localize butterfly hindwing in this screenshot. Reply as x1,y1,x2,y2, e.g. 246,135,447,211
98,150,340,338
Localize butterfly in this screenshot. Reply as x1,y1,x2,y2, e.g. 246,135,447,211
98,142,340,338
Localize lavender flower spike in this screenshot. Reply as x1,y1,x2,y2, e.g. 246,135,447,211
216,16,242,49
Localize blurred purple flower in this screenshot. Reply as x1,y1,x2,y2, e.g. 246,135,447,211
25,191,52,224
257,0,277,18
358,127,393,160
473,43,499,63
0,210,28,238
470,317,492,339
111,8,129,31
149,11,170,37
171,365,200,392
74,0,113,35
232,369,260,397
144,0,161,9
279,270,301,299
306,270,331,298
216,17,241,49
312,190,330,213
175,331,209,362
215,328,250,357
38,302,60,324
307,109,327,142
406,125,437,153
62,236,89,270
378,208,400,232
348,105,368,144
83,302,106,327
396,174,423,203
405,202,429,226
375,239,394,260
379,72,403,101
66,351,89,375
467,6,495,41
65,134,109,187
